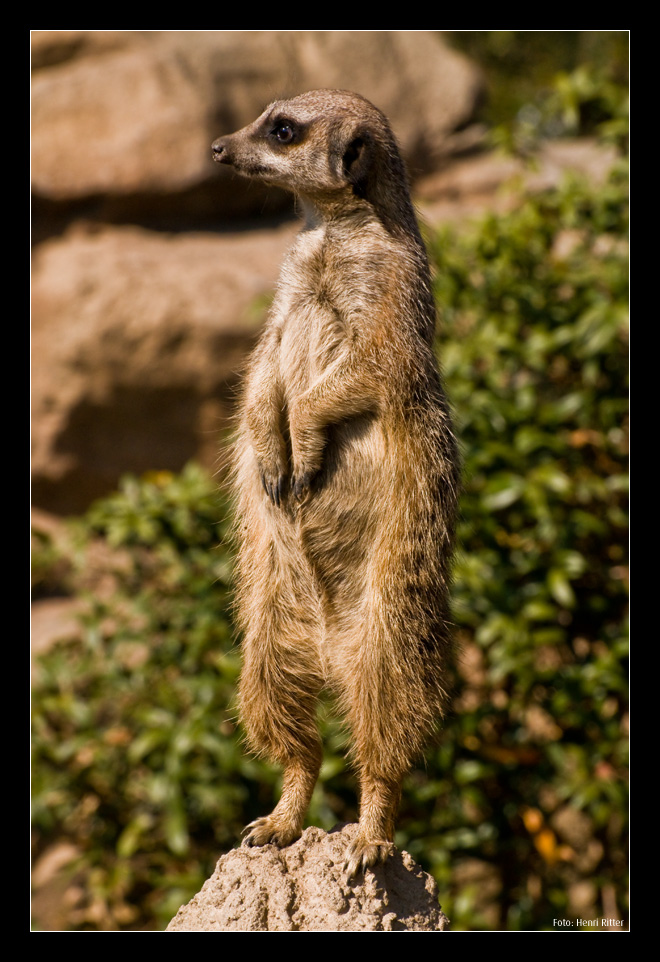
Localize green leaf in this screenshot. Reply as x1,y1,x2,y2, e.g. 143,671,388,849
547,568,577,608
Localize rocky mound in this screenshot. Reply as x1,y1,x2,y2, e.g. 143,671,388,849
166,824,449,932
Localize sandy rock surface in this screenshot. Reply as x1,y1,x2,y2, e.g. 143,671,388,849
30,220,296,512
166,824,449,932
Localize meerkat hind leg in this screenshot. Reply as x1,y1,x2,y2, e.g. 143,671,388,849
343,773,400,877
242,748,322,848
237,602,323,849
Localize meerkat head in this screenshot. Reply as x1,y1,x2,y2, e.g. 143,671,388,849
212,89,415,225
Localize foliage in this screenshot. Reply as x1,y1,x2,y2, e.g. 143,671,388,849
490,62,629,158
446,31,628,135
32,464,273,928
413,159,628,929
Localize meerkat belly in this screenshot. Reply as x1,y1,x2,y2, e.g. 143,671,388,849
300,410,390,613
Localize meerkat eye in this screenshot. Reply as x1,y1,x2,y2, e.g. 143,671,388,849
273,122,295,144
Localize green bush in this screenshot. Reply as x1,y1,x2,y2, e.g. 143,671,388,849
411,159,628,929
446,31,628,141
32,464,275,928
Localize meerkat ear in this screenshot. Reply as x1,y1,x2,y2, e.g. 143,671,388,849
341,131,374,197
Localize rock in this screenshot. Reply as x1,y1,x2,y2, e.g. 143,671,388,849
31,34,215,199
416,137,622,225
31,220,296,513
31,31,485,513
166,824,449,932
30,31,486,513
30,138,621,515
31,31,484,226
31,597,83,658
31,33,619,518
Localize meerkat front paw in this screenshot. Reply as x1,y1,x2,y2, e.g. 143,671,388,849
241,814,301,848
290,465,320,501
259,465,288,507
289,422,323,501
343,835,394,878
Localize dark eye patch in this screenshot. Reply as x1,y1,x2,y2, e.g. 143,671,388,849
266,116,306,146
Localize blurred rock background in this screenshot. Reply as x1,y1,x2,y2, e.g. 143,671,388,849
31,30,620,515
31,30,486,514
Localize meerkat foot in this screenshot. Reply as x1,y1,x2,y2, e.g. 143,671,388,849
343,835,394,878
241,814,301,849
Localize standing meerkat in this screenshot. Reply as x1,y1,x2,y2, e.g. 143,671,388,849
212,89,459,877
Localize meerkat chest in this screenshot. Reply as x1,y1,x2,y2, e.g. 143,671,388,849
275,232,361,390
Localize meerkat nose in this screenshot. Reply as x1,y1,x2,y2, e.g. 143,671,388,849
211,138,231,163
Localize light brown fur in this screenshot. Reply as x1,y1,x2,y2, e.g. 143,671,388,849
212,89,459,876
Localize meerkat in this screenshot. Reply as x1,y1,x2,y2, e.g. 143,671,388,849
212,89,459,877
